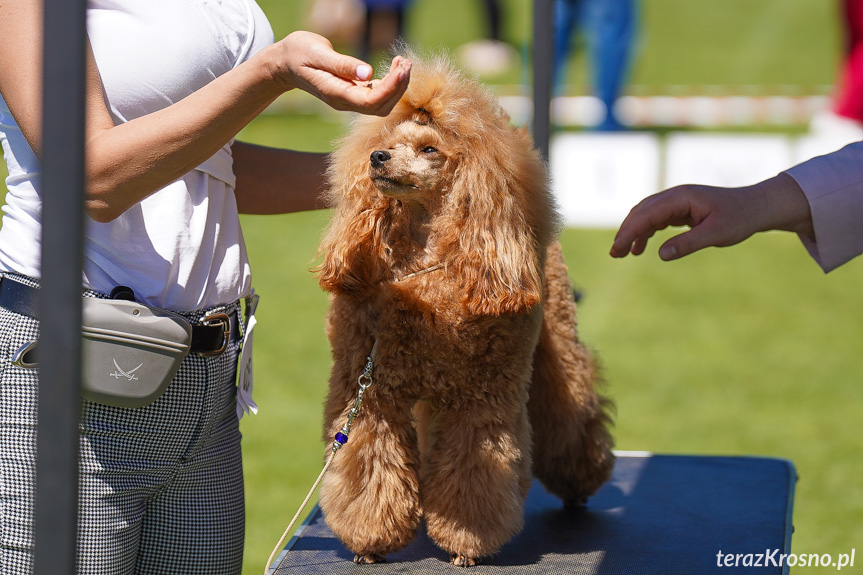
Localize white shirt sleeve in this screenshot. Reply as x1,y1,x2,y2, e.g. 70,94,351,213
784,141,863,272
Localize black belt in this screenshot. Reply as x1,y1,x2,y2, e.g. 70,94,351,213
0,275,240,355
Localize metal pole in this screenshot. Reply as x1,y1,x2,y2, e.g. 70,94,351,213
532,0,554,161
34,0,87,571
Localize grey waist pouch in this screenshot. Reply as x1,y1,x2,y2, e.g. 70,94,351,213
81,298,192,408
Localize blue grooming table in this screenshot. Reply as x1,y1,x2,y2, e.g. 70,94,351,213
268,453,796,574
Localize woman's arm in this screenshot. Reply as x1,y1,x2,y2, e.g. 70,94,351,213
0,2,409,222
232,142,328,214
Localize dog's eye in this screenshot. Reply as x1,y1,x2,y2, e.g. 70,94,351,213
421,146,438,154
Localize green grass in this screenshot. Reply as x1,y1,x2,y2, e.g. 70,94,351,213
629,0,839,88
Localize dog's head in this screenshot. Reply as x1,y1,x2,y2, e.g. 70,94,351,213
367,106,451,206
318,50,558,316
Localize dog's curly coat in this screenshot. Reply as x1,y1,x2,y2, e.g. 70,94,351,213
315,51,614,566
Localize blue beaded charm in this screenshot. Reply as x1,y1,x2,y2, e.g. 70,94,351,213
334,432,349,446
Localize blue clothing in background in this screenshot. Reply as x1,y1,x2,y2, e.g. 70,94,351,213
554,0,637,131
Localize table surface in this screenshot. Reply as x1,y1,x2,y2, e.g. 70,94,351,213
270,452,796,575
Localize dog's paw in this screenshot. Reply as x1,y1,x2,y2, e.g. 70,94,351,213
354,553,386,564
450,553,478,567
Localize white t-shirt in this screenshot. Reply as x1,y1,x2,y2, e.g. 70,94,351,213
0,0,274,310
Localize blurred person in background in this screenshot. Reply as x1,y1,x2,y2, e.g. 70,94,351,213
610,141,863,273
553,0,638,131
0,0,410,573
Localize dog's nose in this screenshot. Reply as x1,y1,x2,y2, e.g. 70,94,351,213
370,150,391,166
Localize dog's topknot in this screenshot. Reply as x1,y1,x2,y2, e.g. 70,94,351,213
385,47,511,142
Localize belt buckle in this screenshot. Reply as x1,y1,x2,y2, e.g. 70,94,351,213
200,312,230,357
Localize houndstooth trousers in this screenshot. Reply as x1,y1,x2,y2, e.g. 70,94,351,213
0,274,246,574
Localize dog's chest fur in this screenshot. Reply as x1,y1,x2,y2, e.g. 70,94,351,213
328,274,542,402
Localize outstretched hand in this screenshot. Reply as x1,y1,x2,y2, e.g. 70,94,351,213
609,173,813,261
274,31,411,116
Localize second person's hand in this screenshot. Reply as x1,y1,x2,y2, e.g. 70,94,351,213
610,173,814,261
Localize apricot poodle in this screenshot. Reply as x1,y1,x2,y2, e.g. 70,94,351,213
315,50,614,567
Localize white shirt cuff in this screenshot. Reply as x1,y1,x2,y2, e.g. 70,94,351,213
784,141,863,272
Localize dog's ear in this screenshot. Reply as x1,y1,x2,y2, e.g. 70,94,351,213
315,135,393,294
438,151,545,316
316,197,391,295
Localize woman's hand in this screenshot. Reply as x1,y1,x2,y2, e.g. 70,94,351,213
266,31,411,116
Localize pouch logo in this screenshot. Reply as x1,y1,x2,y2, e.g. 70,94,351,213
111,358,144,381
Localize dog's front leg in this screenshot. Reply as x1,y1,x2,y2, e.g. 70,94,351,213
421,398,533,565
319,386,422,563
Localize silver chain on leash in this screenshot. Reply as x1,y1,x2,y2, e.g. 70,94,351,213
331,348,375,452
